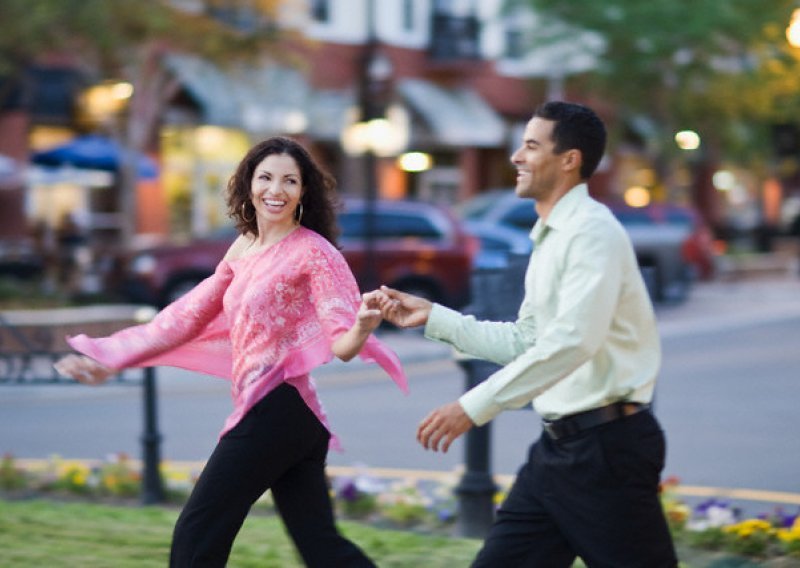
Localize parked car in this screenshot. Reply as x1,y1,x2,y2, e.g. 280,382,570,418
463,220,533,270
456,189,716,302
117,198,476,308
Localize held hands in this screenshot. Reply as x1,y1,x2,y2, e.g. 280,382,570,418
333,291,385,361
355,290,384,334
375,286,432,329
54,354,115,386
416,401,474,453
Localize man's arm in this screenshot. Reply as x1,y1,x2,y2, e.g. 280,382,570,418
378,286,534,366
458,222,627,426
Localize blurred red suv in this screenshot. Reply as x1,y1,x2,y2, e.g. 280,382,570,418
117,198,476,308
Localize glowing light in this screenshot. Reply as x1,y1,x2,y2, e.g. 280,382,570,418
713,170,736,191
624,186,651,208
675,130,701,151
340,105,409,157
788,8,800,48
397,152,432,172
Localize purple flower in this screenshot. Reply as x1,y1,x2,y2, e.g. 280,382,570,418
695,499,730,515
338,481,360,502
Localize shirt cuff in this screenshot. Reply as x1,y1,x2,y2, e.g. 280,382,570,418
423,303,462,342
458,379,504,427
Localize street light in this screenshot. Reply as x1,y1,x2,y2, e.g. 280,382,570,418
675,130,701,151
787,8,800,47
77,81,134,129
339,0,408,290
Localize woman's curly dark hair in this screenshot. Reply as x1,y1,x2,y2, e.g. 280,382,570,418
226,136,340,246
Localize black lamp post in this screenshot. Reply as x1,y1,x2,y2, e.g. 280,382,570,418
356,0,393,291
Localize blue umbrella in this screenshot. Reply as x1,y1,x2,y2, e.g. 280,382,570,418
31,135,159,179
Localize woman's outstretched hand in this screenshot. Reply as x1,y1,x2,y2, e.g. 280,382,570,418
355,290,384,334
54,354,115,386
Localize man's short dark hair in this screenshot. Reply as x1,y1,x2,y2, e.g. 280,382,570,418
532,101,606,180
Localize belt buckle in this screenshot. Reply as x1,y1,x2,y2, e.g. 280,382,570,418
542,420,559,440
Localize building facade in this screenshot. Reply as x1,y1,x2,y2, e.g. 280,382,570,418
1,0,614,245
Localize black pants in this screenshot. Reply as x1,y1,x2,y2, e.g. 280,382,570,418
170,383,375,568
472,410,678,568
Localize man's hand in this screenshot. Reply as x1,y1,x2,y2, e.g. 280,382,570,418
416,401,474,453
54,354,115,386
376,286,433,329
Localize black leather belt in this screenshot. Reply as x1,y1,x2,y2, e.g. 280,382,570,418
542,402,649,441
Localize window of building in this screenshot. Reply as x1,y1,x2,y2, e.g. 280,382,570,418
402,0,414,31
433,0,475,17
505,27,526,60
311,0,330,22
429,0,480,61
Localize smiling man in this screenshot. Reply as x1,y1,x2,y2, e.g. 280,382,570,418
378,101,678,567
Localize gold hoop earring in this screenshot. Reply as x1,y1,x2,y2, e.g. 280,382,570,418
241,202,255,223
295,203,304,224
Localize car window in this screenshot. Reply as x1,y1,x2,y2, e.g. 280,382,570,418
479,236,512,252
613,210,652,226
503,204,538,231
458,194,499,220
340,212,443,240
664,210,694,229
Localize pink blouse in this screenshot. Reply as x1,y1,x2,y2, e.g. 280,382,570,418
68,227,408,450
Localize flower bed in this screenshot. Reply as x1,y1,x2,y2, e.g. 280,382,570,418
661,476,800,562
3,454,800,564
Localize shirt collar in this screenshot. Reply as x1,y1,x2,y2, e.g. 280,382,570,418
530,183,589,244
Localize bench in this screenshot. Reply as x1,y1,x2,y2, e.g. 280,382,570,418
0,304,165,503
0,305,156,384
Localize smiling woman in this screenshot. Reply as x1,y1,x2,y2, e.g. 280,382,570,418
54,136,409,567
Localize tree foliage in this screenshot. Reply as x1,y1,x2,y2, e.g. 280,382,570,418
508,0,800,164
0,0,283,74
0,0,286,241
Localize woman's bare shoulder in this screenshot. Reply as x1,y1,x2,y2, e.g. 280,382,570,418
222,233,253,262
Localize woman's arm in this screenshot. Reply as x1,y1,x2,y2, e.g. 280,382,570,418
331,291,383,362
59,259,234,380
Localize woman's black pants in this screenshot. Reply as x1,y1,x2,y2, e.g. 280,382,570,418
169,383,375,567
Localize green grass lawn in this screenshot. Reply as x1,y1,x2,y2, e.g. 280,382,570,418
3,498,799,567
0,499,481,567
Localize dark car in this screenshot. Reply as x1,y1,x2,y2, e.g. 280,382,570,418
118,198,476,308
456,189,716,302
463,220,533,270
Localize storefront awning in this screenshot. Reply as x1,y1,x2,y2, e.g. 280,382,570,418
164,54,310,135
396,79,506,148
166,56,507,149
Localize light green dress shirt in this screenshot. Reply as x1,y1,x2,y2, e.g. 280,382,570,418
425,184,661,426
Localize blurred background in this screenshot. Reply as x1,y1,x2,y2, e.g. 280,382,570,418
1,0,800,306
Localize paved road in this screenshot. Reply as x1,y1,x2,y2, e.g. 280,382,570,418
2,276,800,515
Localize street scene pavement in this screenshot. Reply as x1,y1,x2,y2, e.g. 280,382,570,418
2,271,799,518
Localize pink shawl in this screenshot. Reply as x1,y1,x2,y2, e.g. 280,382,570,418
68,227,408,450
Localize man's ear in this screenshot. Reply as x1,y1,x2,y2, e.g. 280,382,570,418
562,149,582,173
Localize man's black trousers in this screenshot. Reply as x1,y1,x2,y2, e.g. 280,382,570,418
473,410,678,567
